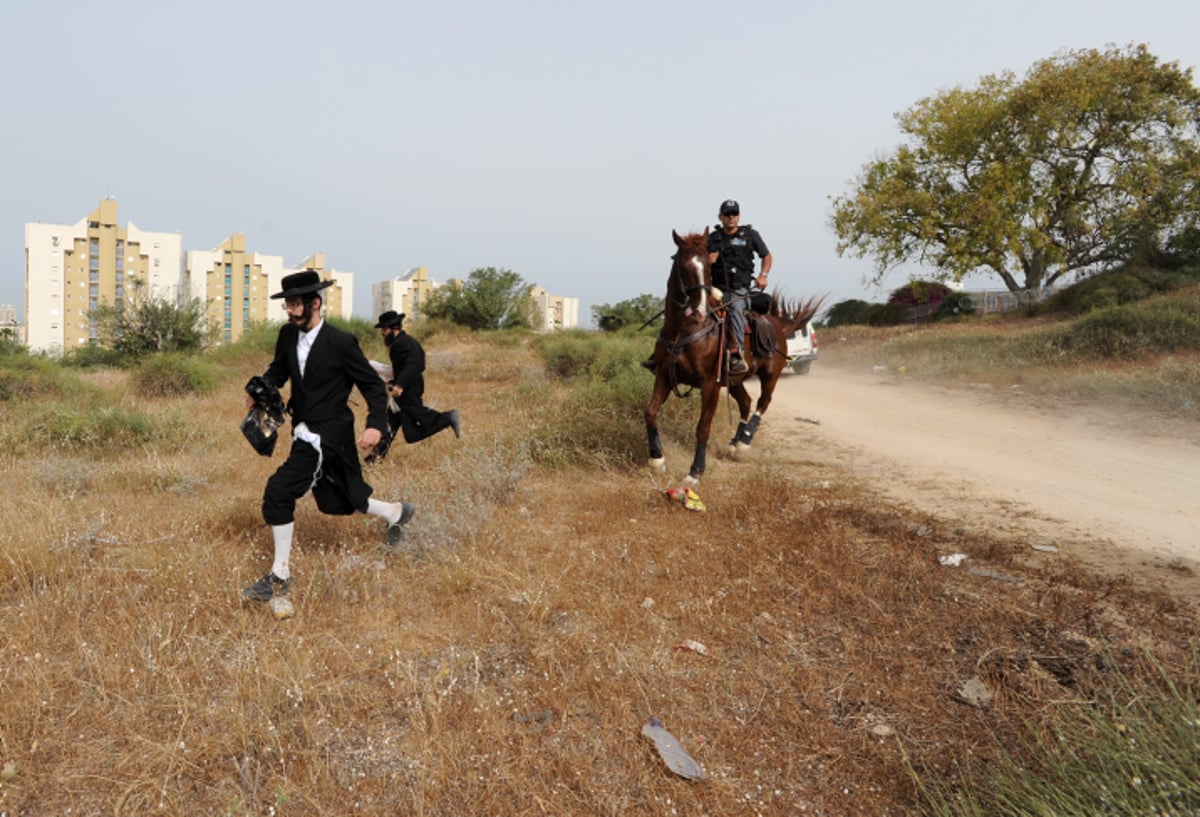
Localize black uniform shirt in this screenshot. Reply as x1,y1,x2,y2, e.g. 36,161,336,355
708,225,769,290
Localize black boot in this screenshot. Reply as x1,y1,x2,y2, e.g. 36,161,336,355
728,350,748,374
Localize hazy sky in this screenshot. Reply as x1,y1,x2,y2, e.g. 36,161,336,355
4,0,1198,324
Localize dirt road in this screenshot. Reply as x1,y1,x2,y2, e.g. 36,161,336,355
765,365,1200,599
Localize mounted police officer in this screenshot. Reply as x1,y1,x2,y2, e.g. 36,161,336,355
708,199,772,373
641,198,773,375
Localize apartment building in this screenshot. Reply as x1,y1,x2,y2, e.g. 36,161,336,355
0,304,22,344
372,266,440,322
184,233,284,344
530,286,580,331
24,198,182,354
184,240,355,344
283,252,354,323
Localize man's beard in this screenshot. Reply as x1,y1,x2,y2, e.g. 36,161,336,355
383,332,396,347
289,301,315,328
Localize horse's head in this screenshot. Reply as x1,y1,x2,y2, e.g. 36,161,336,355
669,228,713,318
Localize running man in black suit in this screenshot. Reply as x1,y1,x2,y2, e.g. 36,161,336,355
367,310,460,461
242,270,417,602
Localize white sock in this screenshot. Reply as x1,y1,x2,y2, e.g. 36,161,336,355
271,523,294,580
366,498,403,525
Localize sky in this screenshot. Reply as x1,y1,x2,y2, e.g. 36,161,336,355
4,0,1199,326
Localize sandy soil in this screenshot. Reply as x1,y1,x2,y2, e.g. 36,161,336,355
763,365,1200,602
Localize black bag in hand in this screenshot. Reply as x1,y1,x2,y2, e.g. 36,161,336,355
241,376,286,456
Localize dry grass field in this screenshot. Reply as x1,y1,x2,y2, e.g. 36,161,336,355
1,329,1196,815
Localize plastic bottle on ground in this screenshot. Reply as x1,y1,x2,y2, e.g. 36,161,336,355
641,717,706,780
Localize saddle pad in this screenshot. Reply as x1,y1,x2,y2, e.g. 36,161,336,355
751,317,777,359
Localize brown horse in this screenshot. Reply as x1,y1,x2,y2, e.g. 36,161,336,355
644,229,824,482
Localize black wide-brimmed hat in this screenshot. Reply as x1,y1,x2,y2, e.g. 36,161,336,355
271,269,334,299
374,310,406,329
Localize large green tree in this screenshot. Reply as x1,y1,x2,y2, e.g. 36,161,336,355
831,44,1200,293
423,267,536,330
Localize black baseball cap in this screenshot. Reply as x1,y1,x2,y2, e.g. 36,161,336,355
719,199,740,216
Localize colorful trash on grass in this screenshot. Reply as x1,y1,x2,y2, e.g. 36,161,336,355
665,487,706,512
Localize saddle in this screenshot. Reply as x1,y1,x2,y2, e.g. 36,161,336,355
728,297,777,361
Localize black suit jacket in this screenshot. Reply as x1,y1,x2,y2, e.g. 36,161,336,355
263,321,388,439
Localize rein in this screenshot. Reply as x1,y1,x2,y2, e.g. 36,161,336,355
654,253,720,397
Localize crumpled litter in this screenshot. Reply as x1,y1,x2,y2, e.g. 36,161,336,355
673,639,709,656
939,553,968,567
665,487,706,512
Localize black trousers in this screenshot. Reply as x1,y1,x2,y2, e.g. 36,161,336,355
393,392,452,443
262,436,372,525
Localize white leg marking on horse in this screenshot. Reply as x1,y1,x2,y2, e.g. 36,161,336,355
683,473,700,485
649,457,666,473
736,441,752,452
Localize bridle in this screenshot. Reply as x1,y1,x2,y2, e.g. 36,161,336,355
668,250,713,313
656,248,721,397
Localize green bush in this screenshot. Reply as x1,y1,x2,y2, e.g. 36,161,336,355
824,299,874,327
528,330,703,468
528,368,651,468
1036,265,1200,316
60,343,129,369
865,301,908,326
1042,298,1200,359
132,353,220,398
31,406,160,450
0,354,85,401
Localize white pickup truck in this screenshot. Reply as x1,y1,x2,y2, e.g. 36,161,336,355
785,321,818,374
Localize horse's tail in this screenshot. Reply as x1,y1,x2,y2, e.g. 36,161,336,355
770,293,827,336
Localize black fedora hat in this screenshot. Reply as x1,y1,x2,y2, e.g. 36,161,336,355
271,269,334,299
374,310,406,329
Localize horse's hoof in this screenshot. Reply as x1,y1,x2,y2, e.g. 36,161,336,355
649,458,666,473
683,474,700,485
735,441,752,452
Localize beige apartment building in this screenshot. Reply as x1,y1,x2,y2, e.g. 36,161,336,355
184,233,284,344
184,240,355,344
285,253,354,324
530,286,580,331
0,304,22,344
372,266,440,322
24,198,182,354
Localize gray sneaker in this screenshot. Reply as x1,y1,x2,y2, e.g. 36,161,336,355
386,502,417,547
242,572,290,601
447,409,462,439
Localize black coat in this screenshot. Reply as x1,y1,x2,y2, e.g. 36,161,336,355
261,321,388,516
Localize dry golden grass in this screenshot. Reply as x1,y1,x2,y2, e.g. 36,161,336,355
1,334,1195,815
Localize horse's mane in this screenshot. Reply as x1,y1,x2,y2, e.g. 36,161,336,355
675,232,708,256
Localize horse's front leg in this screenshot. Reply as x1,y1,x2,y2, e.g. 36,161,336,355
685,382,722,483
737,361,786,449
645,375,670,473
727,381,755,451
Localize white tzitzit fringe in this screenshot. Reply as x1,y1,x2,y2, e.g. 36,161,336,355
293,422,324,490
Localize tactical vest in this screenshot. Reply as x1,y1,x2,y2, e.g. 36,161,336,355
710,225,759,290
